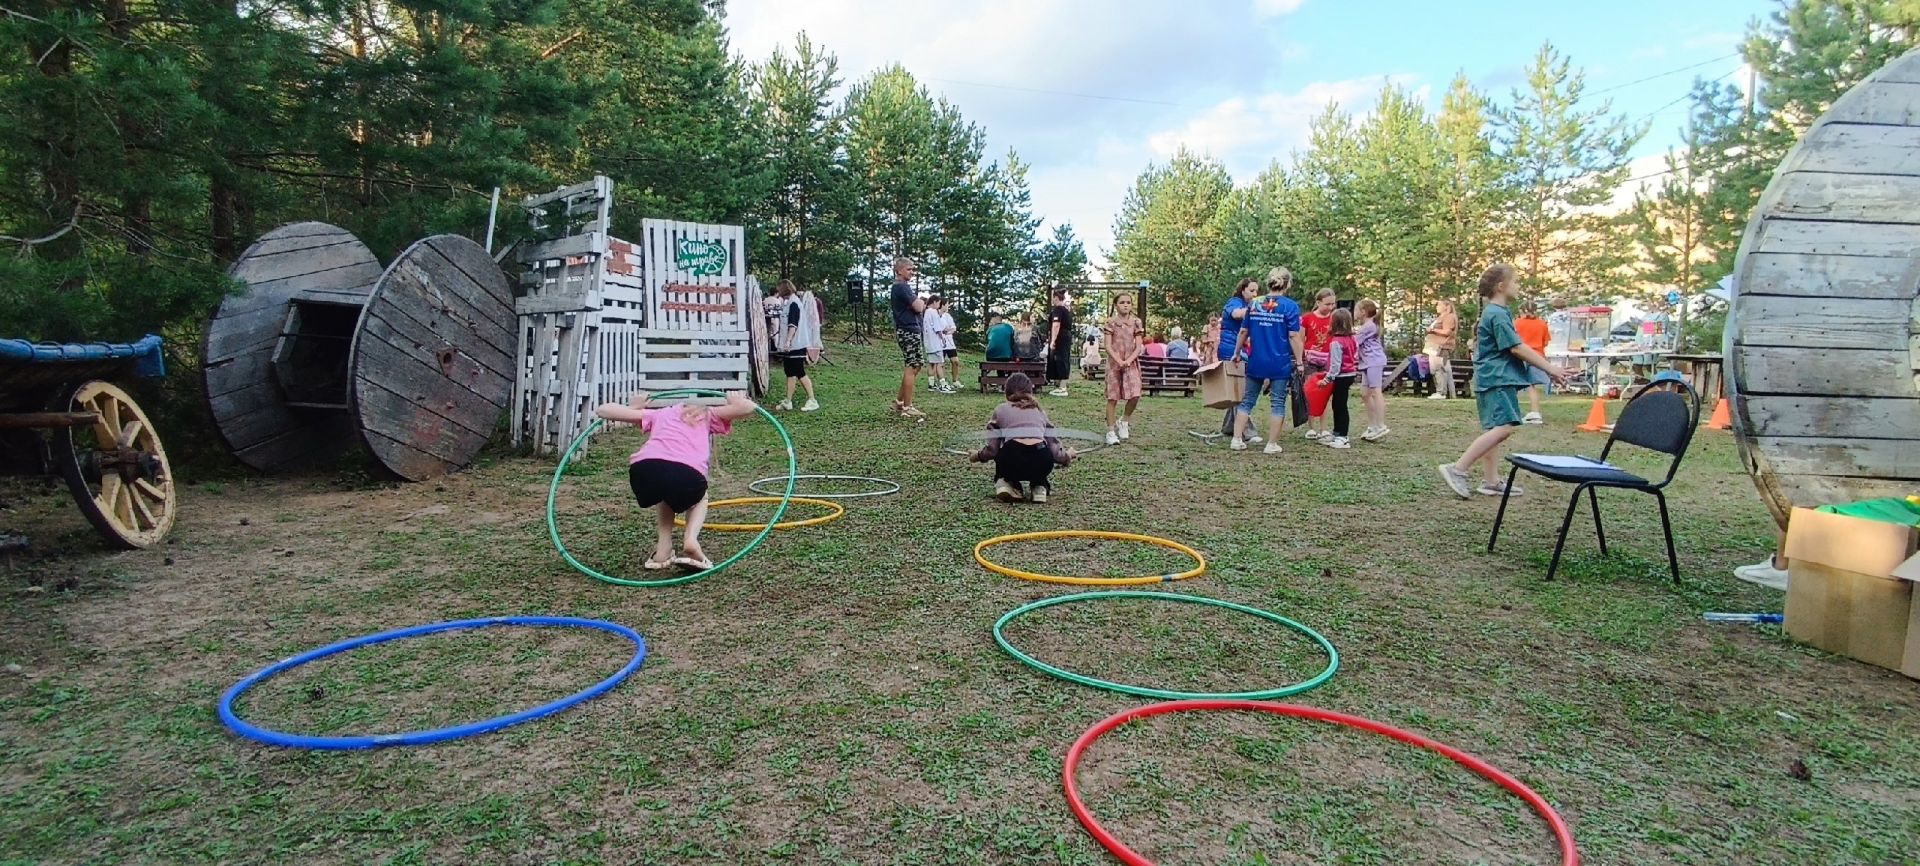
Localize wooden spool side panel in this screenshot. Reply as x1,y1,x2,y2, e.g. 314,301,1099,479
1730,49,1920,525
205,222,380,472
348,235,514,481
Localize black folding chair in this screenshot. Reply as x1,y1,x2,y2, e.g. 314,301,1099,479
1487,382,1701,582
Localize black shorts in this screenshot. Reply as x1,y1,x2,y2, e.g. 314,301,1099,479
942,348,957,359
629,459,708,513
781,351,807,378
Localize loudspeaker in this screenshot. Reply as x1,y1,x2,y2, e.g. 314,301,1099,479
845,278,864,307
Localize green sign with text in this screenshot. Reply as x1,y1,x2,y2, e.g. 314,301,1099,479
674,238,728,276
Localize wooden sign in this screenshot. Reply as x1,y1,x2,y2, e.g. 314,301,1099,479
661,301,736,313
662,283,736,296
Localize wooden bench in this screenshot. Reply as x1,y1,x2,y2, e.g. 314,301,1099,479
1383,356,1474,396
1141,356,1200,397
978,360,1049,393
1081,362,1105,380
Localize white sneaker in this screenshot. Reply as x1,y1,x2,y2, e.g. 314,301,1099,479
1230,438,1247,451
1361,426,1390,442
994,479,1018,503
1437,463,1473,499
776,400,793,411
1428,392,1447,400
1049,387,1070,397
1246,434,1264,445
1263,442,1283,455
801,399,820,412
1116,420,1130,440
1733,558,1789,591
1523,412,1544,425
1303,429,1323,440
1106,429,1120,445
1324,436,1351,449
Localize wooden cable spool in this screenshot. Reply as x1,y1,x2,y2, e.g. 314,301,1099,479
204,223,514,481
1729,48,1920,526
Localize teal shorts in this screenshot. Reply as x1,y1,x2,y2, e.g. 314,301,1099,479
1476,386,1524,430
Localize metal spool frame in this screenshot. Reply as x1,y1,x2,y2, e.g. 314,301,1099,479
205,224,514,481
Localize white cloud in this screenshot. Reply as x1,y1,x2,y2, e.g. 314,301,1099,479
1145,75,1419,178
1253,0,1306,16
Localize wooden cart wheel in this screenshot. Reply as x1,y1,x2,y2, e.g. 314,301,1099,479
747,292,771,399
55,381,176,549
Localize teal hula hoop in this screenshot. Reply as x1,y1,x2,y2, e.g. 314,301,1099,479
546,390,796,587
992,590,1339,700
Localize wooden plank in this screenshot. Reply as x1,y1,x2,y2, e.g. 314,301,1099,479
631,328,749,343
1731,295,1918,350
1767,170,1920,223
1749,435,1920,479
631,356,750,374
1792,123,1920,176
519,233,600,263
1751,218,1920,257
1736,395,1920,439
222,257,379,316
352,369,497,445
361,256,514,375
1738,251,1920,300
357,313,511,400
414,237,515,333
1764,472,1920,508
516,295,595,316
1735,346,1916,397
203,345,279,399
358,426,457,482
1826,81,1920,126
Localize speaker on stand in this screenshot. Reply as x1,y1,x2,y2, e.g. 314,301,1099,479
843,274,871,345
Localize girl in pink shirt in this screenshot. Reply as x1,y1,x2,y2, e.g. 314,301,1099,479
594,391,758,570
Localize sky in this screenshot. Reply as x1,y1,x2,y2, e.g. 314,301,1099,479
724,0,1770,270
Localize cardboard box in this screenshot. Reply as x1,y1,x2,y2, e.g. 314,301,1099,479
1198,360,1243,410
1784,507,1920,678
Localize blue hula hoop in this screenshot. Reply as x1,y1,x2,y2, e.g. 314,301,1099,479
217,616,647,750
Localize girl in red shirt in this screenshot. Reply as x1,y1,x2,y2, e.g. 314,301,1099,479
1300,288,1337,439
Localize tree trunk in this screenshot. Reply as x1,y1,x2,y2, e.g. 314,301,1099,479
28,25,85,292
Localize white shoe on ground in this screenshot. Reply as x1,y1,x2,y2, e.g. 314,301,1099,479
1303,429,1323,440
1437,464,1473,499
1361,426,1389,441
1246,434,1264,445
802,399,820,411
994,479,1018,503
1429,392,1447,400
1230,438,1247,451
1733,558,1789,591
1116,420,1130,440
1106,429,1120,445
776,400,793,411
1324,436,1351,449
1263,442,1284,455
1049,387,1070,397
1523,412,1544,425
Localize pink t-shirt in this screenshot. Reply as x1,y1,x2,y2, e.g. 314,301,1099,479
1143,342,1168,359
629,406,732,476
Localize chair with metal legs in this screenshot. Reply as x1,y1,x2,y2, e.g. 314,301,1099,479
1487,381,1701,582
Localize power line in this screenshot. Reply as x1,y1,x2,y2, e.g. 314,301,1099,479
1586,52,1742,97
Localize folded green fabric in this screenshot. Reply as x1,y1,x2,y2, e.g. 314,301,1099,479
1816,497,1920,527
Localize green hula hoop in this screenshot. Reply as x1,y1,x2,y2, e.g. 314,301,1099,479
992,590,1339,700
546,390,796,587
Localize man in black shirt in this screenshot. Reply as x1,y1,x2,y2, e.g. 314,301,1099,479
1046,287,1074,397
888,256,927,420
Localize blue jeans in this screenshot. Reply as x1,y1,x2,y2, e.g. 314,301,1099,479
1239,375,1290,418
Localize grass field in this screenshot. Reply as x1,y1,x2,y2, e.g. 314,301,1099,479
4,342,1918,865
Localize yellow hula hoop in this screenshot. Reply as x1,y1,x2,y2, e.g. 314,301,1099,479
677,496,845,531
973,530,1208,585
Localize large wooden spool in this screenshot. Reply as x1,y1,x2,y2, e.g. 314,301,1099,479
1729,48,1920,526
205,224,514,481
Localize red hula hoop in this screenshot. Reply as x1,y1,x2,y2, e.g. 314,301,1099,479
1062,699,1580,866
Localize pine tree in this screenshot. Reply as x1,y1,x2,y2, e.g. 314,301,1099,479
746,33,855,295
1109,147,1233,325
1433,74,1512,307
1494,43,1645,298
1349,83,1448,337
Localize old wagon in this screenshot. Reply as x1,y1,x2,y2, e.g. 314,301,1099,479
0,335,177,548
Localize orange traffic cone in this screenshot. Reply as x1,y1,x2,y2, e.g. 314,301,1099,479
1575,396,1610,432
1706,397,1731,430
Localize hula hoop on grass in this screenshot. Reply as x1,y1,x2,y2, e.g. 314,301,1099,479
942,427,1113,457
974,530,1207,585
746,474,899,499
676,496,844,531
993,591,1337,700
1064,700,1581,866
218,616,647,750
547,389,795,587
